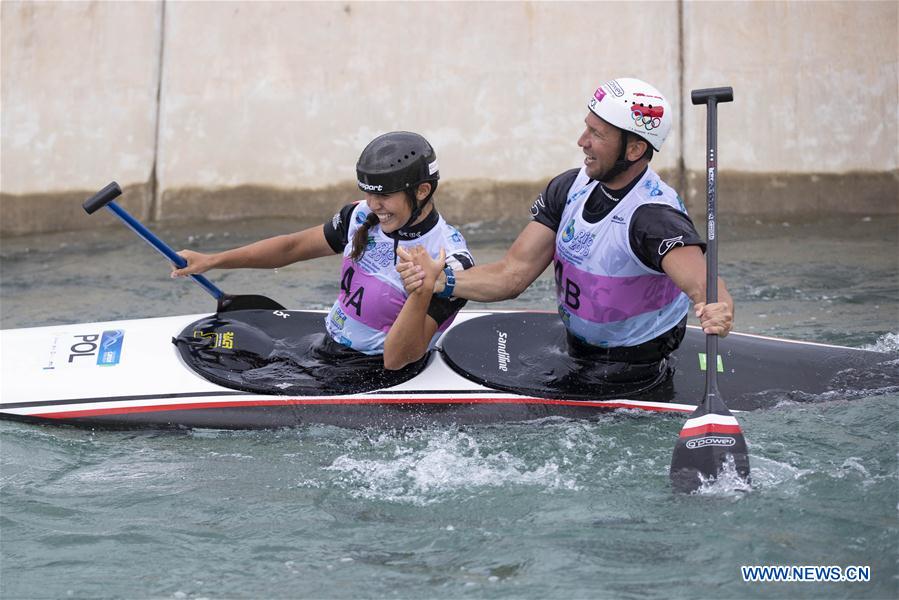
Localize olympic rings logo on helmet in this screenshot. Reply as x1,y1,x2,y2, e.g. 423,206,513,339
631,108,663,131
630,93,665,131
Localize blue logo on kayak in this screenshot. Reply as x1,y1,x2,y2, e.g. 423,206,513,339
97,330,124,366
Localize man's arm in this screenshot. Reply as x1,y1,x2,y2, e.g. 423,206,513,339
399,222,556,302
660,245,734,336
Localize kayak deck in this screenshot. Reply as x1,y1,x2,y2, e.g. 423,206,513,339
1,310,894,429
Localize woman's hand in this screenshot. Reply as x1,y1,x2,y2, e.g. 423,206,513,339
395,252,426,293
385,246,446,370
171,250,217,278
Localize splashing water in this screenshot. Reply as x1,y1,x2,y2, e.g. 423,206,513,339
322,429,581,505
863,332,899,353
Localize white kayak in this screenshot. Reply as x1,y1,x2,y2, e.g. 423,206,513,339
1,309,894,430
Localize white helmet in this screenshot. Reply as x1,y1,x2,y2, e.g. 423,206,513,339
587,78,672,151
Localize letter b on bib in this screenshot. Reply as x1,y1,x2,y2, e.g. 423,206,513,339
554,260,581,310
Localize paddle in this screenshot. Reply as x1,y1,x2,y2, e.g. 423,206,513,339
669,87,750,493
83,181,285,313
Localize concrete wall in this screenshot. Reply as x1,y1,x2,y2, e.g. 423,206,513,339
682,1,899,214
2,0,896,235
1,1,163,232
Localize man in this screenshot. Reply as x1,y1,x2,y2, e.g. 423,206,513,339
399,77,733,384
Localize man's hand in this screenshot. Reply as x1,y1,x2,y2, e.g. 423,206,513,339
695,301,733,337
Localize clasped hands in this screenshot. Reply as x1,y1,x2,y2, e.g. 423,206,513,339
396,246,445,295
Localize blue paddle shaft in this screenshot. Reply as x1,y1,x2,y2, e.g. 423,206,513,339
103,201,225,301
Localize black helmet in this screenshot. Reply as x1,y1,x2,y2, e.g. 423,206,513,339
356,131,439,194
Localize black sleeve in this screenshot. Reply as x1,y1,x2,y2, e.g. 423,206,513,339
629,204,707,273
322,203,359,253
426,250,474,326
530,168,580,233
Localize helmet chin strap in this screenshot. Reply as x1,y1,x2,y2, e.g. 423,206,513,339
598,131,636,183
389,186,436,266
399,185,436,231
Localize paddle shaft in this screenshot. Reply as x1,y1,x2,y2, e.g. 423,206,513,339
693,88,731,395
668,87,747,493
83,182,225,301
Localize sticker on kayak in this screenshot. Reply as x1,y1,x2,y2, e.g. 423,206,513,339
97,330,125,366
698,352,724,372
44,330,126,369
192,330,235,349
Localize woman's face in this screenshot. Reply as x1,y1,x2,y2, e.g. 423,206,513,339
364,183,431,233
364,190,412,233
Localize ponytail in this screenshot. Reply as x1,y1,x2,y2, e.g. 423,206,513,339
349,212,380,261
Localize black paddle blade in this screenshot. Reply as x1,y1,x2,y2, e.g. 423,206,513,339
670,391,750,493
217,293,285,313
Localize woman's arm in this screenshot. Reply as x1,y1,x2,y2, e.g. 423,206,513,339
172,225,336,277
382,246,445,370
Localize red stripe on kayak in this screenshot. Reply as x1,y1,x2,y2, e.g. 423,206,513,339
679,423,743,438
38,396,695,419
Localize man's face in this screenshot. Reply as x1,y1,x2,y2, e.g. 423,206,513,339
577,112,624,181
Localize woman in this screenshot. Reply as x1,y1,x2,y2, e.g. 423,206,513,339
172,131,473,371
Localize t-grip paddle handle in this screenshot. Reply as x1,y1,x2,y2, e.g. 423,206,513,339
691,87,734,105
83,181,124,214
82,181,225,301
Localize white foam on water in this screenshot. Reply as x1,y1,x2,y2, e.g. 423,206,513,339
823,456,897,490
687,446,852,498
321,428,580,505
749,444,897,495
205,452,254,460
835,456,872,480
693,455,754,498
863,332,899,353
742,454,814,494
188,428,260,439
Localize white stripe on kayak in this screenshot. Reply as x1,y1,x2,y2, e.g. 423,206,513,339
686,324,864,351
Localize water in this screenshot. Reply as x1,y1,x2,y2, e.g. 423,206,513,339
1,214,898,598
